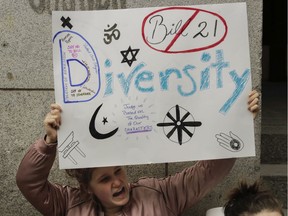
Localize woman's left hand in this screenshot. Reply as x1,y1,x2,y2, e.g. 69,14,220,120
248,90,260,119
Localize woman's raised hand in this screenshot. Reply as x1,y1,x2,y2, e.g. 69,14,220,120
44,104,62,144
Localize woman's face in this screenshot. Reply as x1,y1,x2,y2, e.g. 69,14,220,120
89,166,130,213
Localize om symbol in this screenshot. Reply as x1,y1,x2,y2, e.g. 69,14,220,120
103,23,121,44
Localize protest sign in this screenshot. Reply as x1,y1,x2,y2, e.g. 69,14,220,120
52,2,255,169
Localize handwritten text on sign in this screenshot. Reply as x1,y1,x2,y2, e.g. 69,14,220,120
52,3,255,169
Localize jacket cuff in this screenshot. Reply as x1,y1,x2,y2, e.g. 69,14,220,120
35,135,57,155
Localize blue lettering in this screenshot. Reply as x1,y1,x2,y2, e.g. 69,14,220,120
200,68,210,90
159,68,181,91
178,64,197,96
98,49,249,114
53,30,101,103
117,63,146,95
135,71,154,92
200,52,211,90
104,73,113,96
220,69,250,114
211,49,229,88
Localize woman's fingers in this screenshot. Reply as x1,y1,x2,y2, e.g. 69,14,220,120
43,104,62,143
45,113,60,129
248,90,260,119
50,103,62,111
249,98,259,110
248,90,260,103
49,104,62,127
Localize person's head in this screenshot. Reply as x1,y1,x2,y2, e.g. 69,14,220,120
66,166,130,213
224,181,284,216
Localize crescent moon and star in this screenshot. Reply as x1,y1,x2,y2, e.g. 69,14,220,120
89,103,119,139
89,97,156,141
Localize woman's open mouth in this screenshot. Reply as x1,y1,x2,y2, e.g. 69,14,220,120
113,187,125,197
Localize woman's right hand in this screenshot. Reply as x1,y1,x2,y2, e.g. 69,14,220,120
44,104,62,144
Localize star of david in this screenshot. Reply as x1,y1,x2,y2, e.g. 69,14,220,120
120,46,140,67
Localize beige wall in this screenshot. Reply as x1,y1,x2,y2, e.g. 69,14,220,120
0,1,262,215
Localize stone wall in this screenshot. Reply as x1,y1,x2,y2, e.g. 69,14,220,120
0,0,262,215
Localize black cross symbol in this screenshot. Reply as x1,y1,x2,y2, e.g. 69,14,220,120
61,16,73,29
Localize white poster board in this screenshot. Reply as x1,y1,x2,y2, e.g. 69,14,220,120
52,2,255,169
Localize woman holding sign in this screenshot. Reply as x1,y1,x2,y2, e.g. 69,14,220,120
16,91,259,216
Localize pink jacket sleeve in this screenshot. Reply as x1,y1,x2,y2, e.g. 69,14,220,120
16,139,68,215
156,158,236,214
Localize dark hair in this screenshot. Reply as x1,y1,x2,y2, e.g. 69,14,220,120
65,168,94,194
224,181,284,216
65,168,103,213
